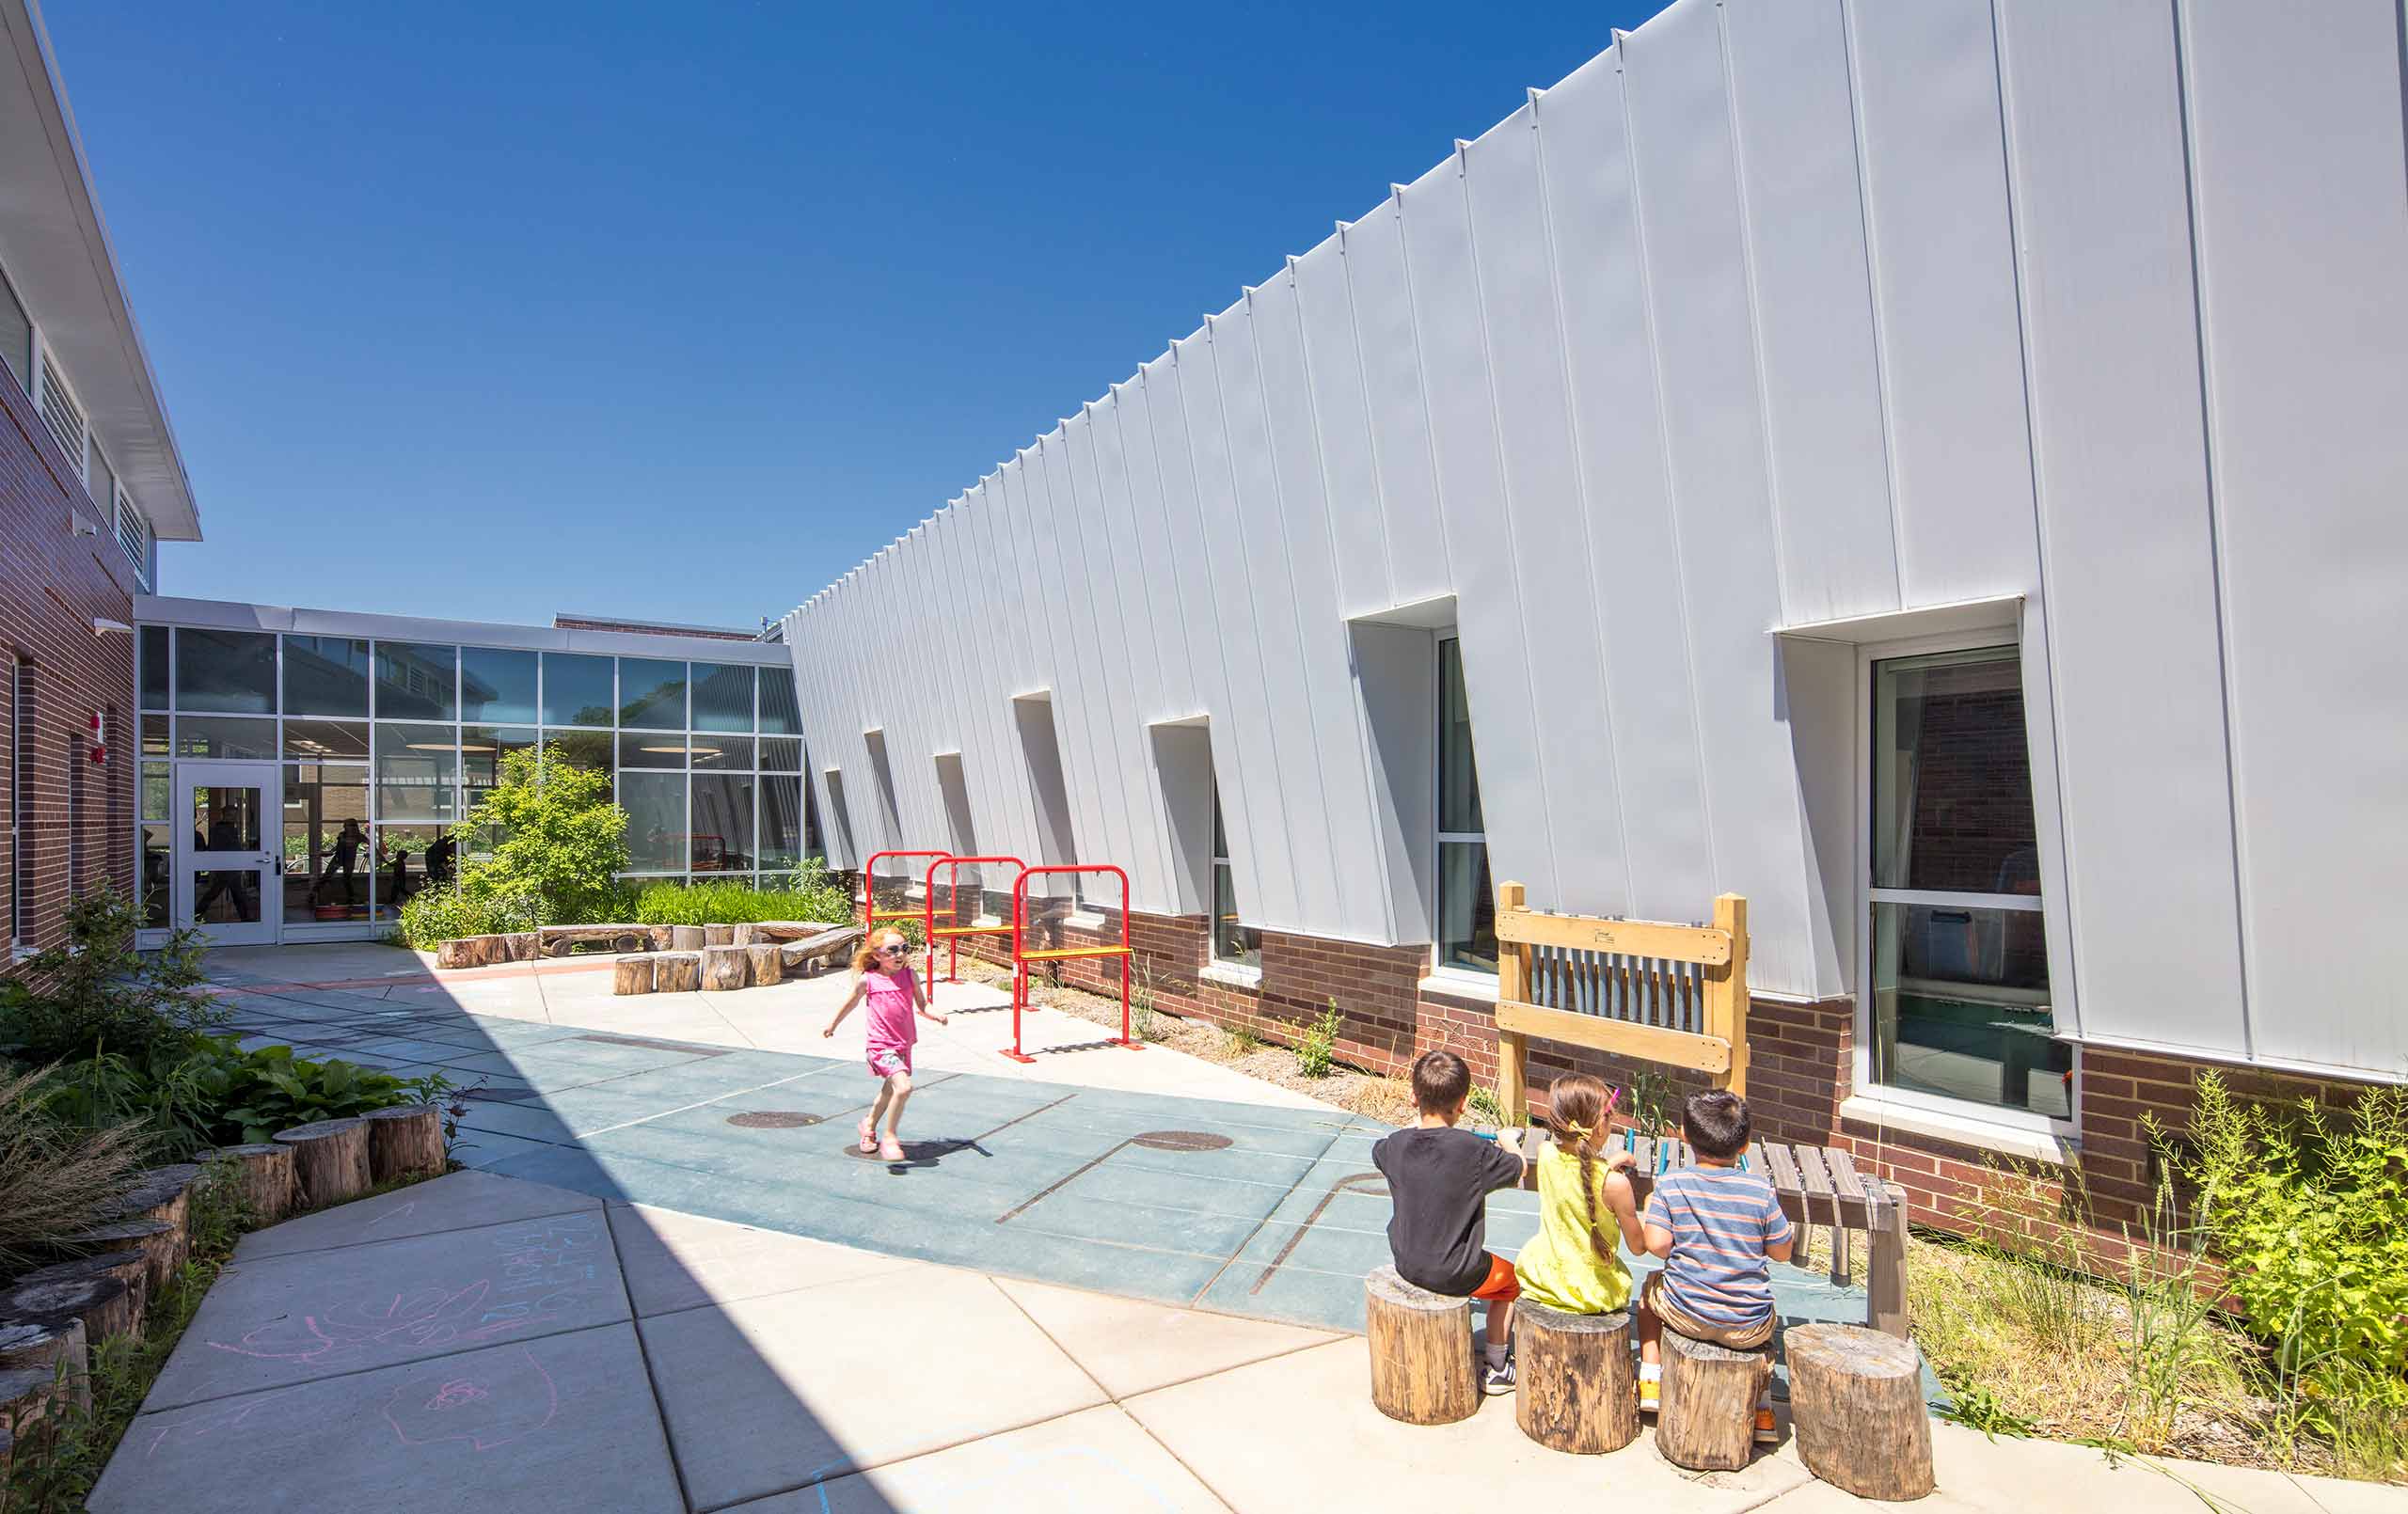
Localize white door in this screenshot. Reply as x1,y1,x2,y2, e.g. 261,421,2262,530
174,762,280,947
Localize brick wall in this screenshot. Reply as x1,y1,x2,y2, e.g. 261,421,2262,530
0,364,139,971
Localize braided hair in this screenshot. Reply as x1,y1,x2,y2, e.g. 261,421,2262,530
1549,1074,1617,1264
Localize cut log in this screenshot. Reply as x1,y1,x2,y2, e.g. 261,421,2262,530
195,1143,296,1227
0,1272,140,1348
746,944,783,986
274,1117,371,1208
704,924,736,947
1657,1329,1771,1472
501,931,540,962
1513,1302,1637,1454
103,1163,199,1289
701,945,750,990
612,956,657,995
655,952,703,992
732,923,757,946
1,1367,62,1462
672,924,705,952
14,1249,150,1325
362,1105,446,1183
64,1218,179,1297
0,1321,88,1414
1364,1265,1478,1426
1785,1324,1933,1500
436,937,479,969
644,925,675,952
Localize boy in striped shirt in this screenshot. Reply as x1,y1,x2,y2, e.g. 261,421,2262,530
1637,1090,1793,1435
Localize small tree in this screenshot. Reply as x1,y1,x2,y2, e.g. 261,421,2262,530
454,743,629,925
0,881,218,1060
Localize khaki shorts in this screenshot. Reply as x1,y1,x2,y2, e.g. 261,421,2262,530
1640,1270,1775,1351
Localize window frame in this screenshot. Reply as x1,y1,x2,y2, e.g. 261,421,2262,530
1206,759,1259,971
1852,629,2077,1140
1430,629,1495,984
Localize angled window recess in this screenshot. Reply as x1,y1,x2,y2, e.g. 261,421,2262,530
860,728,904,851
1344,596,1452,952
1434,634,1495,976
1009,692,1080,890
1146,716,1212,919
820,768,859,870
1209,766,1260,970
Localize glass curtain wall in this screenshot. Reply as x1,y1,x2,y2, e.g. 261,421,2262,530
135,627,806,935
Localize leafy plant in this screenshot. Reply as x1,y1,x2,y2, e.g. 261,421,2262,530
1938,1380,2041,1440
1293,999,1344,1079
1222,1024,1259,1058
1130,963,1161,1043
0,1065,153,1274
0,882,220,1061
211,1044,455,1145
394,886,546,951
29,1035,450,1153
1466,1083,1508,1128
633,864,850,927
453,743,629,928
2174,1074,2408,1425
1615,1066,1682,1138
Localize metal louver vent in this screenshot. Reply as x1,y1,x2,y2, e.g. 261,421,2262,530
38,353,84,468
115,497,150,582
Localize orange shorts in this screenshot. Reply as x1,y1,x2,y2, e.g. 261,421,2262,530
1469,1253,1519,1302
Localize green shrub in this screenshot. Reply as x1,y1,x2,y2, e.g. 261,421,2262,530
2175,1073,2408,1420
1294,999,1344,1078
454,743,629,927
0,1065,153,1274
29,1034,451,1155
632,861,852,927
393,886,546,951
0,883,220,1061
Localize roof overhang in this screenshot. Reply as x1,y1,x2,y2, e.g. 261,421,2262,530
0,0,198,541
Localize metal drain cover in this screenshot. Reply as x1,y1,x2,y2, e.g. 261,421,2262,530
724,1111,825,1129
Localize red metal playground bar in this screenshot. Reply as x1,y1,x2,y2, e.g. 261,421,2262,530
859,849,950,962
921,853,1026,986
1006,863,1139,1065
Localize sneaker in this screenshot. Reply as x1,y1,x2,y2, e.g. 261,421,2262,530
1481,1356,1516,1396
1755,1400,1779,1444
1638,1367,1661,1414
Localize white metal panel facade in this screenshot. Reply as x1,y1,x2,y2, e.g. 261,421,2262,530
781,0,2408,1081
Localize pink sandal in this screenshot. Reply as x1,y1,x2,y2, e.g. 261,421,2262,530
857,1117,878,1156
879,1136,905,1162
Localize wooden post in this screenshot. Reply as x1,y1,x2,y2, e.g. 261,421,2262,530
197,1143,296,1226
746,944,784,986
672,924,705,952
362,1106,446,1182
1867,1181,1910,1338
1513,1302,1637,1453
274,1117,371,1208
0,1321,87,1413
701,945,751,990
732,923,757,946
612,956,657,995
1657,1330,1770,1472
1495,880,1529,1124
1785,1324,1933,1500
1364,1266,1479,1426
656,951,703,992
1706,893,1749,1096
704,923,736,947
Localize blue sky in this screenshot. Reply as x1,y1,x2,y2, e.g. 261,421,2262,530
48,0,1658,629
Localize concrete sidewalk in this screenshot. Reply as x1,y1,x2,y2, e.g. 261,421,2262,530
92,1169,2392,1514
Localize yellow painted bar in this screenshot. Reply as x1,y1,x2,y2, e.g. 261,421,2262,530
930,924,1009,938
1018,944,1134,961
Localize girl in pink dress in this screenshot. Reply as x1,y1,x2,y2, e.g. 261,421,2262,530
823,929,948,1160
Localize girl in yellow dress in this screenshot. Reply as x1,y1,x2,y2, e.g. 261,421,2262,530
1514,1074,1649,1315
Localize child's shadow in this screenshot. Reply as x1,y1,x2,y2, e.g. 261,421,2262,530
844,1137,991,1171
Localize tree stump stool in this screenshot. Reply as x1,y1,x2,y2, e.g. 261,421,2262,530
1365,1265,1478,1426
1785,1324,1933,1500
1513,1302,1637,1453
0,1272,140,1348
0,1321,87,1413
613,956,657,995
656,952,703,992
701,945,750,990
363,1105,446,1182
501,931,540,962
66,1218,179,1297
732,923,757,946
275,1117,371,1208
704,924,737,947
108,1163,199,1284
672,924,705,952
1658,1328,1771,1472
1,1367,62,1461
195,1143,295,1226
643,924,675,951
746,944,783,986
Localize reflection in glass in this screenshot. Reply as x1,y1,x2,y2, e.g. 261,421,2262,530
173,716,278,760
141,762,170,821
1436,840,1496,973
189,787,265,851
283,762,371,923
542,653,615,728
375,724,458,823
689,735,752,771
141,714,169,756
190,870,261,925
690,774,753,872
462,727,535,817
759,669,801,735
758,777,804,871
758,737,802,772
619,733,688,770
1437,639,1482,834
1871,901,2065,1117
175,628,277,714
282,719,370,760
140,823,171,926
374,825,451,920
618,772,686,873
1872,647,2035,894
544,728,613,794
618,658,688,729
461,647,539,725
690,663,755,733
138,625,168,709
375,641,457,721
283,635,371,717
1209,788,1259,968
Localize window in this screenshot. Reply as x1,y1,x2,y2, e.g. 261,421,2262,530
541,653,614,728
374,642,457,722
0,267,29,395
175,628,276,714
1865,644,2067,1125
88,443,114,516
283,636,371,717
691,663,757,733
461,648,538,724
1434,636,1495,974
37,351,86,473
618,659,688,730
1210,776,1259,969
113,498,151,588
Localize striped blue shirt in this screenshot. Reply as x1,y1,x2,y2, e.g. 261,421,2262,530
1642,1165,1794,1329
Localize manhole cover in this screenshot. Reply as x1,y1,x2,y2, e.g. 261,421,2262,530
724,1111,825,1129
1129,1129,1233,1153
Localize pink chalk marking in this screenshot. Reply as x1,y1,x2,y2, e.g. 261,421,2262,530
383,1348,560,1453
363,1199,419,1231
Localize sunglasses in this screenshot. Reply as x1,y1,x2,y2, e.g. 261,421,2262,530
879,944,910,955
